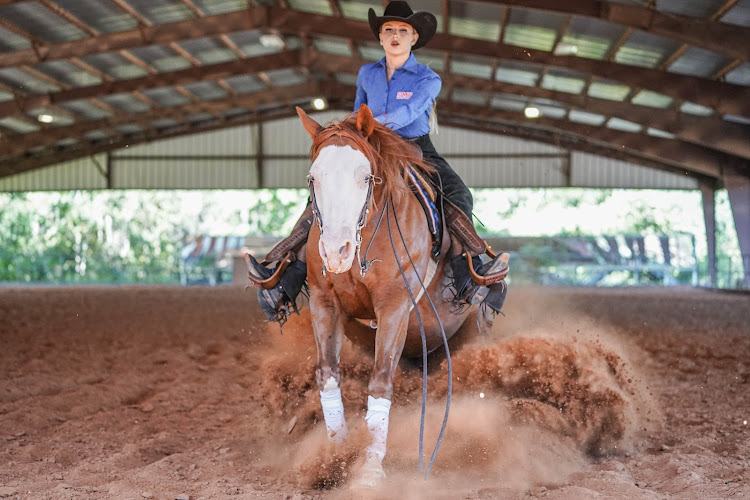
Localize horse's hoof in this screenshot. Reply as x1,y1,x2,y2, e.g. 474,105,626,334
351,455,386,489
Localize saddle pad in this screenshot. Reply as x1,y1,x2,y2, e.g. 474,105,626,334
407,169,443,260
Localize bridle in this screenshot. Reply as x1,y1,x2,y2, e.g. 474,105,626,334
307,170,383,278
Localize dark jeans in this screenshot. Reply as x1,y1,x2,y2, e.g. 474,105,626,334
410,134,473,220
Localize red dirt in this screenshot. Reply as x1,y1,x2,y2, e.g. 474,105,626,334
0,285,748,499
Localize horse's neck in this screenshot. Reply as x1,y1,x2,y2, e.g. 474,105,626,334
371,180,422,241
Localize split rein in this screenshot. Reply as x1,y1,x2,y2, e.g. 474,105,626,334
387,197,453,480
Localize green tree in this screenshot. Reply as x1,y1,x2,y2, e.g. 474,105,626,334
247,190,307,236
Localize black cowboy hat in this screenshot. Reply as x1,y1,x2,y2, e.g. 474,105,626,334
368,1,437,50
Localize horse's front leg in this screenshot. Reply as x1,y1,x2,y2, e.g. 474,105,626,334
358,304,411,486
310,292,348,443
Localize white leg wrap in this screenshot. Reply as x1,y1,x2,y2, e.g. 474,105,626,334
365,395,392,461
320,388,348,442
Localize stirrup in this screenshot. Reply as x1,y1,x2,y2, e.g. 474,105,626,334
245,251,295,290
467,248,509,287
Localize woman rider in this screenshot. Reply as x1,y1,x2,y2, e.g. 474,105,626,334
248,1,508,324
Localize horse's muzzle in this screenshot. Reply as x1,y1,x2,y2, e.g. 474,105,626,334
319,238,355,274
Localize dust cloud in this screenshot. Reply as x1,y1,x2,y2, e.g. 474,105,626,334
251,292,660,495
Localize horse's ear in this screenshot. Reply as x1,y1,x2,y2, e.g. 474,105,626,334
356,104,376,138
296,106,323,138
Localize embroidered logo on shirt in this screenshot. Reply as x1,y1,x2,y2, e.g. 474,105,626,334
396,92,413,100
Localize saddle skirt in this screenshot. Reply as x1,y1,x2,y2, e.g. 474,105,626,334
406,168,443,260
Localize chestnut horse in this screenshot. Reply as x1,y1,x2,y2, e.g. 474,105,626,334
298,104,475,487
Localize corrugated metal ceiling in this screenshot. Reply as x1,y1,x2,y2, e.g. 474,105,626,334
0,0,746,187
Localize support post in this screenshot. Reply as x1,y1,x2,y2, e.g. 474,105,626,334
724,173,750,289
257,121,264,189
699,181,717,287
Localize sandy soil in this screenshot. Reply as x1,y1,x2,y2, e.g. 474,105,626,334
0,284,748,499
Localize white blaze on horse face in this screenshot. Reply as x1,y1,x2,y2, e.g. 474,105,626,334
310,145,372,274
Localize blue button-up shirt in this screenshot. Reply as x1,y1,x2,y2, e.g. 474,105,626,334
354,54,441,139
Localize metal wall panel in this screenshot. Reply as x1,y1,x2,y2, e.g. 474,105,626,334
571,151,698,189
261,159,311,188
263,110,341,155
116,124,256,157
110,158,258,189
451,156,569,188
432,125,564,155
0,154,108,191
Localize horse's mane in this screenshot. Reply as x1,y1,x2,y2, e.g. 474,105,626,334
309,112,436,205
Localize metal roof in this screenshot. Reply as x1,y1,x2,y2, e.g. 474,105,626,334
0,0,748,187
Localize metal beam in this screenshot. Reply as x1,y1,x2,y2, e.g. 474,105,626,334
108,0,152,27
334,96,723,182
0,100,676,182
0,1,747,60
0,6,747,118
435,114,717,184
435,100,739,179
0,49,303,116
274,8,750,117
0,107,304,180
0,80,333,159
0,7,269,67
2,75,746,182
2,79,736,184
0,11,41,45
478,0,750,61
309,53,750,160
428,37,750,117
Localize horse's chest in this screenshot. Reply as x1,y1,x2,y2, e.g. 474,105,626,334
327,275,375,319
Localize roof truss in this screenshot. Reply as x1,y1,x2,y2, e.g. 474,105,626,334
0,0,747,185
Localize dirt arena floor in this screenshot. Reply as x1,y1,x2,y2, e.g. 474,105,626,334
1,284,748,499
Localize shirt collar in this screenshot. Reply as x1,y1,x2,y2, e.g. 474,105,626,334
377,53,419,74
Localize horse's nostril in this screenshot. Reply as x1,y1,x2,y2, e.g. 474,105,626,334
339,242,354,260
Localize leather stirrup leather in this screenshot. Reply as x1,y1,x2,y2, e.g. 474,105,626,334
264,204,314,264
444,202,486,256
